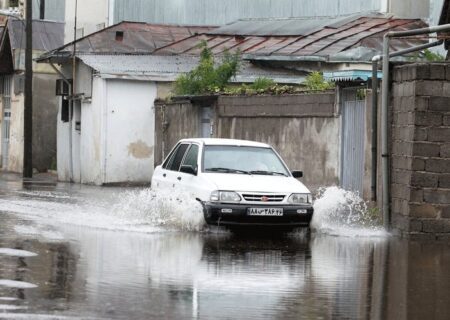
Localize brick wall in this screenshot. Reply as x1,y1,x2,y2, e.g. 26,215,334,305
391,63,450,240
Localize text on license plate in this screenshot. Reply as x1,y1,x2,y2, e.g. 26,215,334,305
247,208,283,216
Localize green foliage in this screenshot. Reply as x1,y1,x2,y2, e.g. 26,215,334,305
356,89,367,101
224,84,304,95
408,49,446,62
250,77,275,91
304,71,335,91
173,41,240,95
422,49,445,62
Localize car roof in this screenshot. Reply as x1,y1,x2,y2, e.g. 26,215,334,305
179,138,271,148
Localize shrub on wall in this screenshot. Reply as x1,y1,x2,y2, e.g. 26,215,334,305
173,41,240,95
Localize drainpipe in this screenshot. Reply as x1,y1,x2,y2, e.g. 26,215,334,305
371,61,379,202
378,24,450,230
370,39,443,203
50,63,74,182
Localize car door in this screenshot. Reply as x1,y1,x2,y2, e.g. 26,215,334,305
155,143,190,190
176,143,200,195
176,144,213,201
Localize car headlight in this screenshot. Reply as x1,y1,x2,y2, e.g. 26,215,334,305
288,193,312,204
210,191,241,203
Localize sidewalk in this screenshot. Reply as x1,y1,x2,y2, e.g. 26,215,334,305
0,171,58,185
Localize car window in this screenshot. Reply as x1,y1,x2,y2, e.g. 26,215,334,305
162,143,180,169
167,143,189,171
203,145,289,176
182,144,199,168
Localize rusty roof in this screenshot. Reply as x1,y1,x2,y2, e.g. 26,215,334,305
154,15,428,62
7,18,64,51
39,21,216,62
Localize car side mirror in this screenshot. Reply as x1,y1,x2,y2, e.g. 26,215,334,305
180,165,197,175
292,171,303,178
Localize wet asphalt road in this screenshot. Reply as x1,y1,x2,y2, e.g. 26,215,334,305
0,173,449,320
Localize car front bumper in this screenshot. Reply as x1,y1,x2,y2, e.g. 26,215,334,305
203,202,314,227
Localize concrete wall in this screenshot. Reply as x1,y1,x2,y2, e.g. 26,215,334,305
3,72,59,173
32,72,59,172
64,0,109,43
389,0,430,18
6,76,23,172
390,63,450,240
155,93,341,191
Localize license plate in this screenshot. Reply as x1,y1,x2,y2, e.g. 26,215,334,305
247,208,283,216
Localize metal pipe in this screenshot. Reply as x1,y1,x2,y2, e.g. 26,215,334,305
69,0,78,183
381,35,390,230
379,23,450,231
23,0,33,178
371,60,378,202
389,40,444,58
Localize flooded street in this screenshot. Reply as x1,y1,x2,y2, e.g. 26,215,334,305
0,174,449,320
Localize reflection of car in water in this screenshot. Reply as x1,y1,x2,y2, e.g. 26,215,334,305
151,138,314,230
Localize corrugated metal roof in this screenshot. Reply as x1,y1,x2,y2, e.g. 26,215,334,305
41,21,216,60
77,54,305,83
155,15,428,62
112,0,383,26
7,18,64,51
209,14,369,36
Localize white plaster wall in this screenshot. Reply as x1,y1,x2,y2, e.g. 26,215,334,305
6,80,24,173
64,0,109,44
79,77,104,184
56,100,71,182
103,79,156,184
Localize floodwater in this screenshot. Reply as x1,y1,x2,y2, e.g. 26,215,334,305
0,174,449,320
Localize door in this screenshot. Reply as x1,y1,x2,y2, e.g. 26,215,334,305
104,80,156,183
1,75,12,169
200,107,212,138
341,99,365,195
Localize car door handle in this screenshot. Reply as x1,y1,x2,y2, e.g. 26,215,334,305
163,173,166,177
177,177,182,181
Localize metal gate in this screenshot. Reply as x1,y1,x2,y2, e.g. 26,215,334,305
200,107,212,138
341,99,365,195
1,75,12,169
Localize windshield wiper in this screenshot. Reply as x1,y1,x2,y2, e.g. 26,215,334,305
249,170,287,176
205,167,250,174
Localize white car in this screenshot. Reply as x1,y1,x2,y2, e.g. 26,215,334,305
151,138,314,229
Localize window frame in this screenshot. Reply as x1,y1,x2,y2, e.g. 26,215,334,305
166,143,190,172
181,143,200,169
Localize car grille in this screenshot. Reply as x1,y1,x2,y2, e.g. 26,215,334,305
242,194,285,202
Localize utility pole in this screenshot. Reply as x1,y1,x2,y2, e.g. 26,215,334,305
23,0,33,178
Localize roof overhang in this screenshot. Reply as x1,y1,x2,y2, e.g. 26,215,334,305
324,70,382,82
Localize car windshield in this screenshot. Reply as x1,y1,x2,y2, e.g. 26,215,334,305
203,145,289,176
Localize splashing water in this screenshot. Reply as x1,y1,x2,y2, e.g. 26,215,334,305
111,188,206,232
311,186,386,237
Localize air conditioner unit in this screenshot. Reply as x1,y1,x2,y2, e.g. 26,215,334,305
55,79,72,96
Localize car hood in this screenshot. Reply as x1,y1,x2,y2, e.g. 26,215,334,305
203,173,311,194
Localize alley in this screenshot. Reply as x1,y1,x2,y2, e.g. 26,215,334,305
0,173,449,320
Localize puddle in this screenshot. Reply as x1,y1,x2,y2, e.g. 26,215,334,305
0,280,37,289
0,248,37,257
